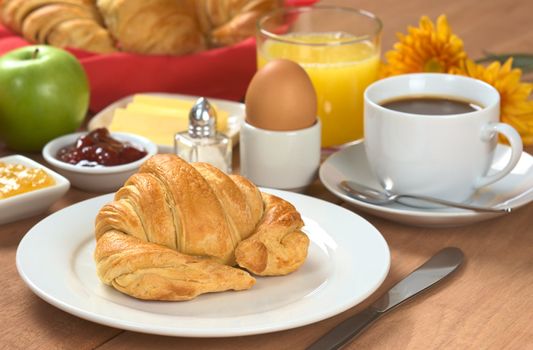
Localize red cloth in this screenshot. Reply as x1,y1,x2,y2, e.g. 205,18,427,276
0,0,317,113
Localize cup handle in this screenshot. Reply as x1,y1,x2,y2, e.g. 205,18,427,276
475,122,523,189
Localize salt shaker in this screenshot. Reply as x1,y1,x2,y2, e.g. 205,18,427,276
174,97,232,173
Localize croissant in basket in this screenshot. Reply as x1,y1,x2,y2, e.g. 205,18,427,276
0,0,117,53
94,154,309,301
0,0,282,55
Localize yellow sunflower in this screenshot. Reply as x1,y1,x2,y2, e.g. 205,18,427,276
451,58,533,145
381,15,467,77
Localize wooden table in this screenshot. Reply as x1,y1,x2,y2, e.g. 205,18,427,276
1,0,532,348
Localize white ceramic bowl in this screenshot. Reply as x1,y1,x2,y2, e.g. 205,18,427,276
42,131,157,192
0,155,70,225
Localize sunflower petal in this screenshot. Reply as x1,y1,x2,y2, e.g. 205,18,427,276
381,15,466,77
452,59,533,145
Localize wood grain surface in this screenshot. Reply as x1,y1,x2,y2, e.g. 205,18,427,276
1,0,532,349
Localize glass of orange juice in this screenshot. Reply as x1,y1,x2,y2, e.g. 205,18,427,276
257,6,382,148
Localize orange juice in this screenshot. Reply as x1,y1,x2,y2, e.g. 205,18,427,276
258,33,380,147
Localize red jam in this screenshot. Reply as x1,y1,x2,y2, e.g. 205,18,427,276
56,128,147,167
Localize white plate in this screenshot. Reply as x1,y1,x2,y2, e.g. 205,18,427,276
0,155,70,225
319,141,533,227
87,93,245,153
16,188,390,337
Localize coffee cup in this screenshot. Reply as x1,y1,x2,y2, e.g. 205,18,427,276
364,73,523,203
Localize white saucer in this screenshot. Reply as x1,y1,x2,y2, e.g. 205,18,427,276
319,141,533,227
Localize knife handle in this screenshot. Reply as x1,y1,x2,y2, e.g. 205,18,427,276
306,307,381,350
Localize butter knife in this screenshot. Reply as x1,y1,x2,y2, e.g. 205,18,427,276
307,247,464,350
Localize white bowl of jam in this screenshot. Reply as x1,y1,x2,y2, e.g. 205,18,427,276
0,155,70,225
42,128,157,192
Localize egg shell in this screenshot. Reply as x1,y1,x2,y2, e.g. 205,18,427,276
245,59,317,131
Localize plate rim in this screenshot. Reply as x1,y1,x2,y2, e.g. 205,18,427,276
16,188,390,337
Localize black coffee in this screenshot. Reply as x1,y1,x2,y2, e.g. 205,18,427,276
380,96,483,115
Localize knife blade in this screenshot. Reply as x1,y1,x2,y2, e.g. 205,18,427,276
307,247,464,350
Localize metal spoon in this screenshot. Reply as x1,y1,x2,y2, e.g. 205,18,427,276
339,180,511,213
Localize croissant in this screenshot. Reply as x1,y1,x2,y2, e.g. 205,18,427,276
96,0,206,55
0,0,282,55
94,154,309,301
95,230,256,301
0,0,116,53
195,0,282,47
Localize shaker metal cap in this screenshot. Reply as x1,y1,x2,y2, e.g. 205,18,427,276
189,97,216,138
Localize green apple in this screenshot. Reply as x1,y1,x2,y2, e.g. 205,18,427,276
0,45,89,151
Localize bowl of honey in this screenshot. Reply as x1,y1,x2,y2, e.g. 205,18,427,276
0,155,70,225
42,128,157,192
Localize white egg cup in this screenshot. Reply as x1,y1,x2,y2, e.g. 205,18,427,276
240,119,321,190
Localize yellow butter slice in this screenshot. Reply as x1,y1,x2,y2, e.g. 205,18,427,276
126,103,187,116
132,94,193,110
109,108,188,146
131,95,228,130
108,95,230,147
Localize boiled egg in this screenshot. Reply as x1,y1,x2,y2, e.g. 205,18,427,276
245,59,317,131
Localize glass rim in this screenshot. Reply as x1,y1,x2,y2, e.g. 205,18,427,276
257,5,383,47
